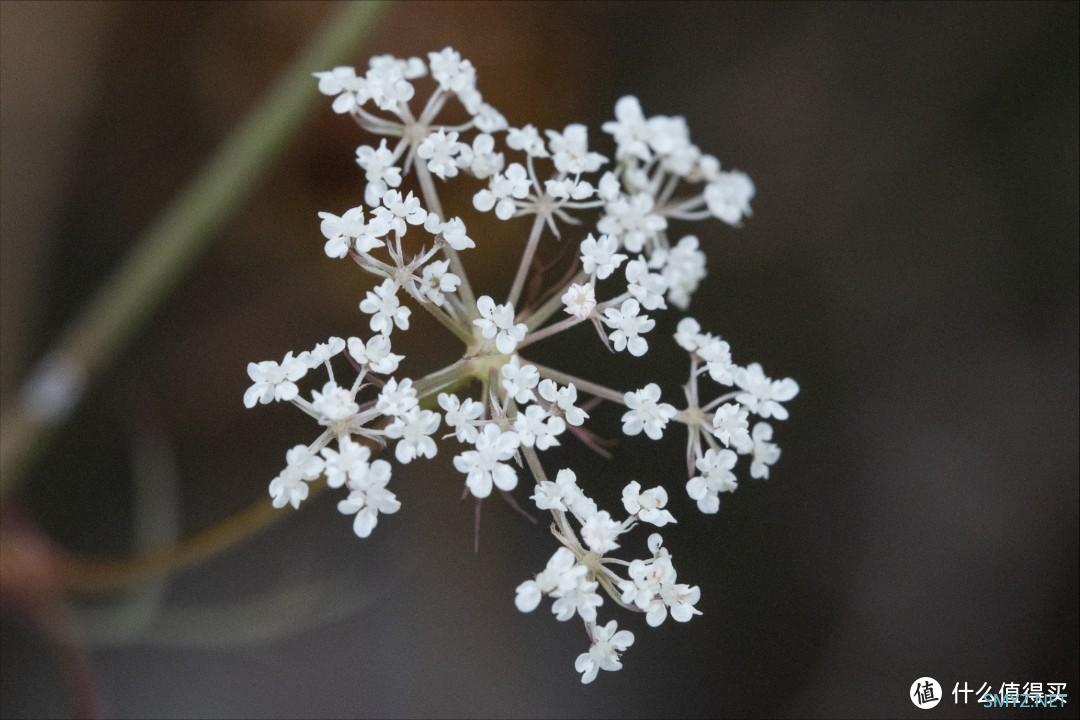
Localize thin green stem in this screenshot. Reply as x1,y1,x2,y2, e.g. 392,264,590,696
523,270,587,330
413,358,472,397
526,362,627,406
702,390,739,412
399,281,473,344
518,313,585,349
507,213,545,309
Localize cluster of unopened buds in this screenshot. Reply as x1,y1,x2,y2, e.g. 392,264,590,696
244,48,798,684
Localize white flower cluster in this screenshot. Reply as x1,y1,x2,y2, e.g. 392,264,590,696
519,469,693,683
245,48,796,684
672,318,798,513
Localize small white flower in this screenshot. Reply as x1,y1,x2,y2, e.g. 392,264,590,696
579,233,627,280
537,379,589,426
697,334,735,385
696,154,722,182
318,207,362,258
337,458,399,538
318,206,390,257
544,177,594,201
302,336,346,368
453,423,521,498
545,123,606,174
711,403,751,450
597,171,621,202
648,114,693,161
514,404,566,450
473,163,530,220
439,216,475,251
575,620,634,685
621,481,676,527
474,296,527,354
661,236,706,309
515,547,580,613
423,211,444,235
347,335,403,375
733,363,799,420
472,101,507,133
660,582,702,625
506,124,549,157
418,259,461,306
320,437,372,489
598,193,666,253
385,408,441,463
364,58,416,112
416,129,466,180
602,95,652,161
531,468,574,512
377,190,428,236
619,558,666,612
602,299,655,357
531,468,598,522
620,554,701,627
686,448,738,514
458,133,504,179
561,283,596,320
551,573,603,623
244,352,308,407
514,580,542,614
375,377,418,418
359,279,411,336
355,139,402,206
580,510,623,554
427,47,476,93
705,170,755,225
500,355,540,404
268,445,324,509
625,257,669,311
438,393,484,443
621,383,676,440
674,317,703,352
367,54,427,81
313,66,369,114
746,422,781,479
311,381,360,424
661,137,701,178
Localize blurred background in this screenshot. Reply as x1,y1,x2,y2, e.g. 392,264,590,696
1,1,1077,718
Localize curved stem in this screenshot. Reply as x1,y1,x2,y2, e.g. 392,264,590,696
58,361,472,595
702,390,739,412
57,487,321,595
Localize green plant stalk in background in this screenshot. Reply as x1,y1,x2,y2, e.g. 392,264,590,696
0,1,389,500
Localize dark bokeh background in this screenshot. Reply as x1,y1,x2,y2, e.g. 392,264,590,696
1,2,1077,718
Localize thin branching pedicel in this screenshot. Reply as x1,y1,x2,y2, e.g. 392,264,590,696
245,48,798,684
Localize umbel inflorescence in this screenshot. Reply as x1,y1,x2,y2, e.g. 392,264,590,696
245,48,798,684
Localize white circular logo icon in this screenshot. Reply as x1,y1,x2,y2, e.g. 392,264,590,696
910,677,942,709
